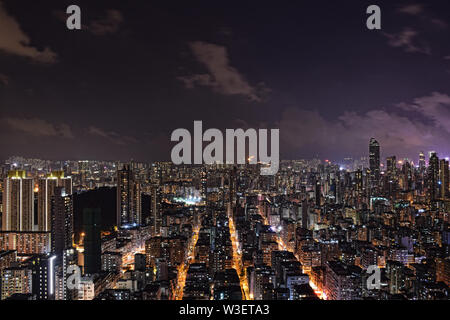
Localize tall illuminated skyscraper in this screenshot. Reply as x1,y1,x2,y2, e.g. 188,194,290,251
386,156,396,175
428,152,439,206
116,164,141,228
369,138,380,185
355,169,363,194
419,151,426,173
31,254,57,300
150,183,161,235
77,160,89,188
2,170,34,231
37,171,72,232
50,187,73,256
439,159,449,199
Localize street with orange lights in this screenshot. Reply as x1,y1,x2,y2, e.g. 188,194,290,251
227,207,250,300
172,225,200,300
122,244,145,271
258,204,325,300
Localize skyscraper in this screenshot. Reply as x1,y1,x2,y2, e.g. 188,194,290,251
77,160,89,189
369,138,380,185
315,180,321,206
50,187,73,256
83,208,102,274
150,183,162,235
31,254,57,300
61,248,78,300
401,160,412,191
428,152,439,206
116,164,141,228
301,199,308,230
2,170,34,231
439,159,449,199
37,171,72,232
419,151,426,173
355,169,363,195
386,156,396,175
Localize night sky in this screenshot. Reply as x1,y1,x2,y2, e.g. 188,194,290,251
0,0,450,162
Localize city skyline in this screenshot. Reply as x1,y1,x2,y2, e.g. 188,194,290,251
0,136,449,301
1,1,450,162
0,0,449,304
3,144,448,168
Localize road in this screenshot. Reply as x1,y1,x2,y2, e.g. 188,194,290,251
172,225,200,300
257,203,325,300
228,205,251,300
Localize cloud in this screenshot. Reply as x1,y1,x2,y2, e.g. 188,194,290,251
0,73,9,85
397,4,447,29
383,28,431,55
389,5,447,56
397,92,450,133
88,126,137,145
2,117,74,138
89,9,124,36
0,1,57,63
178,74,215,89
178,41,267,101
398,4,425,15
430,18,448,29
278,92,450,159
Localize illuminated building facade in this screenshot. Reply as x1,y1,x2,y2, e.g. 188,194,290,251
116,164,141,228
2,171,34,231
37,171,72,232
50,187,73,256
0,231,51,254
0,266,33,300
369,138,380,187
439,159,449,199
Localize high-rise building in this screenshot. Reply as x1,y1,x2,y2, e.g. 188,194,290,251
355,169,363,195
50,187,73,257
419,151,426,173
386,260,405,295
439,159,449,199
369,138,380,185
77,275,95,300
145,236,162,268
436,257,450,287
150,184,161,235
428,152,439,206
314,180,321,206
30,254,57,300
77,161,89,189
324,261,362,300
301,200,308,230
83,208,102,275
63,248,79,300
1,266,33,299
386,156,396,175
37,171,72,232
401,160,412,191
0,231,51,254
0,250,16,271
116,164,141,228
101,251,122,272
2,171,34,231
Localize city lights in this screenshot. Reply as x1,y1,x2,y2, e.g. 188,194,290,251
0,1,449,307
